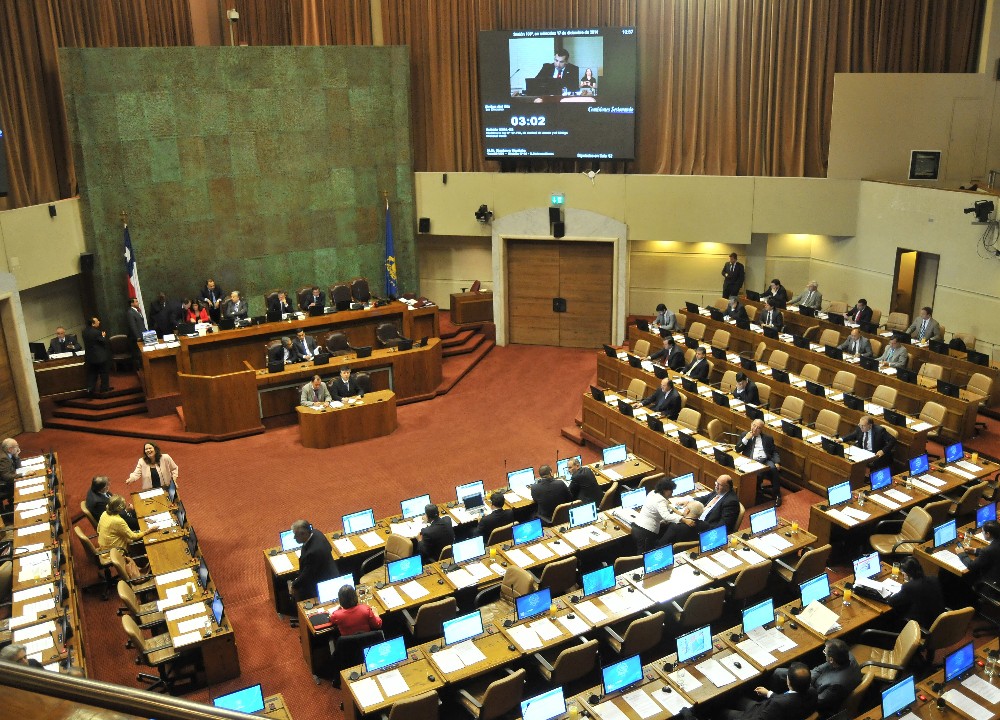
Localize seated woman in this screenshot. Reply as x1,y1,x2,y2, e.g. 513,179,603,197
97,495,152,553
185,299,210,323
658,501,705,546
331,584,383,636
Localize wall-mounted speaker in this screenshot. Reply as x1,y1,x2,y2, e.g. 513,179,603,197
80,252,95,273
548,206,562,224
418,217,431,233
552,221,565,238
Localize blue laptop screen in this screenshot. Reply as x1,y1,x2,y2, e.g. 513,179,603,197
513,518,543,546
508,468,535,495
750,507,777,535
401,494,430,519
978,503,997,528
800,573,830,606
569,502,598,528
742,598,774,633
602,654,643,694
387,555,422,584
933,519,957,549
280,530,302,552
620,488,646,511
364,636,407,673
643,545,674,574
881,675,915,718
673,472,695,495
212,592,224,625
343,509,375,535
677,625,712,663
699,525,728,554
853,552,880,581
557,456,582,479
443,611,484,646
870,466,892,491
515,588,551,622
945,442,964,463
452,536,486,564
603,444,627,465
213,684,265,713
944,642,975,683
521,687,567,720
827,481,852,507
582,566,616,597
317,573,355,604
909,454,929,476
457,480,486,502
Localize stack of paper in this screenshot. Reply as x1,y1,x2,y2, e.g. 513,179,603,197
351,677,384,708
622,688,662,719
962,675,1000,704
944,465,976,480
506,624,542,650
268,553,294,573
376,669,410,698
137,488,164,500
13,620,55,643
883,488,913,503
747,626,796,653
691,555,726,576
868,495,900,510
334,537,357,554
377,586,405,609
574,600,609,624
736,638,777,667
735,546,768,566
711,551,743,569
592,699,630,720
388,519,423,538
668,667,701,692
650,684,691,714
957,459,984,473
433,640,487,673
941,689,993,720
798,602,840,636
825,509,858,527
156,568,194,586
931,549,967,573
399,580,429,600
165,602,207,622
504,548,533,567
557,613,590,635
747,533,793,558
842,507,871,521
695,657,737,688
719,653,758,680
16,523,49,538
360,531,384,548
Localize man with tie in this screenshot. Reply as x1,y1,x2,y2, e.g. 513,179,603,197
47,327,79,355
878,335,909,369
639,378,682,420
269,336,297,366
840,415,895,468
905,306,942,342
647,337,686,371
684,346,710,381
724,296,749,325
534,49,579,92
789,281,823,310
82,316,112,395
126,297,147,367
847,298,873,324
837,328,873,356
760,298,783,331
224,290,248,320
268,291,294,317
303,286,326,312
721,252,745,298
721,662,817,720
330,365,363,399
300,375,333,407
200,278,224,323
736,418,783,505
733,372,760,405
680,475,739,533
653,303,678,331
0,438,21,506
760,279,788,307
293,329,320,361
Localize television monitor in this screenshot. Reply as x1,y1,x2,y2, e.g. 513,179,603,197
699,525,728,554
945,442,964,463
977,502,997,528
603,444,627,465
456,480,486,503
478,27,638,159
212,684,265,714
620,487,646,511
944,642,975,683
896,368,916,384
280,529,302,553
515,588,551,622
712,390,730,408
870,466,893,492
601,654,643,695
749,507,778,536
805,380,826,397
742,598,774,633
821,437,845,457
617,399,634,417
590,385,606,402
363,636,407,674
342,509,376,535
166,479,177,503
677,431,698,450
401,494,431,520
569,502,598,528
28,342,48,361
582,565,616,597
799,573,831,606
676,625,712,664
685,301,701,314
880,675,915,718
521,687,567,720
556,455,582,479
843,393,864,411
937,380,960,398
781,420,802,439
513,518,544,546
908,454,929,477
211,591,224,625
643,545,673,575
387,555,422,584
853,552,880,581
443,610,485,646
933,519,957,549
317,573,355,604
452,536,486,565
673,472,695,496
508,467,535,496
197,558,210,590
186,527,198,557
827,481,852,507
967,350,989,366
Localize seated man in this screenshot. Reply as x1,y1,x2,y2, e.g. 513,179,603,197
760,279,788,307
224,290,248,319
268,291,294,316
724,296,749,325
416,504,454,562
837,328,872,356
293,329,320,361
86,475,139,531
770,641,860,719
567,457,602,505
759,298,783,331
268,336,296,365
653,303,678,331
530,464,572,524
48,326,79,354
961,520,1000,584
878,336,909,369
639,377,682,420
678,475,739,533
719,662,816,720
330,365,362,399
474,492,514,539
683,346,710,381
735,418,782,505
300,375,333,407
840,415,894,468
905,306,942,342
733,372,759,405
658,500,705,546
302,286,325,312
847,298,873,324
648,336,686,371
789,281,823,310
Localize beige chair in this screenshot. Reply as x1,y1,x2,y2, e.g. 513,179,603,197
637,473,665,493
869,506,932,557
870,308,882,325
107,548,155,596
670,587,725,630
827,301,848,314
745,305,758,321
381,691,439,720
74,525,113,597
705,419,724,442
476,567,535,627
532,637,600,688
841,670,877,718
769,350,789,372
947,481,987,523
402,597,458,642
80,500,99,533
720,370,738,393
871,385,897,409
604,610,665,658
851,620,922,683
614,555,643,576
677,408,701,433
535,557,578,597
754,341,767,361
598,482,620,513
918,401,947,441
814,409,841,437
954,332,976,351
832,370,857,394
818,328,841,347
773,544,832,588
675,313,687,331
626,378,647,401
487,523,514,547
116,580,166,630
756,382,771,407
884,312,909,332
457,668,526,720
799,364,821,383
869,338,882,357
918,362,944,382
633,339,650,357
727,561,772,604
779,396,804,423
713,297,730,312
922,607,975,663
711,329,730,350
360,533,414,584
120,614,196,693
688,322,706,341
967,372,993,400
922,499,951,527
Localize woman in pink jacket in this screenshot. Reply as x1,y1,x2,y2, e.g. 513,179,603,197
125,441,179,491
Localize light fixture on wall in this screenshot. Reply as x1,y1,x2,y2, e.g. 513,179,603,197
964,199,995,223
474,204,493,224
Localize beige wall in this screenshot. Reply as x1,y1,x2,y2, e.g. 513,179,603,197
416,235,492,308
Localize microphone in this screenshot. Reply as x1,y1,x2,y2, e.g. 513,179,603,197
721,432,742,439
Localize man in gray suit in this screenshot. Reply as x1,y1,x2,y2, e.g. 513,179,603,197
300,375,333,407
878,336,909,369
789,281,823,310
837,328,872,357
905,306,942,342
770,639,861,718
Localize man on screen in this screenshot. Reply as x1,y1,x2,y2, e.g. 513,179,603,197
534,49,579,92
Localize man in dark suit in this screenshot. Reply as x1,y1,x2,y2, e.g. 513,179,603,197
330,365,363,399
288,520,339,602
0,438,21,506
417,504,455,562
293,329,319,361
736,418,783,505
474,492,514,540
86,475,139,531
47,327,79,355
760,298,783,331
534,49,579,92
659,500,707,546
840,415,895,468
224,291,248,319
684,347,710,381
733,372,760,405
962,520,1000,584
200,278,224,323
640,377,681,420
268,337,296,366
531,465,572,524
649,337,685,371
269,291,295,317
721,253,745,298
724,296,749,325
688,475,739,532
837,328,873,356
847,298,873,325
722,662,816,720
126,298,146,366
302,286,325,312
760,279,788,307
567,457,602,505
770,640,861,718
82,316,112,394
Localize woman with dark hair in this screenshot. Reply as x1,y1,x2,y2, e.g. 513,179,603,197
888,556,945,629
630,478,679,553
125,441,179,491
579,67,597,95
185,300,210,323
330,584,382,636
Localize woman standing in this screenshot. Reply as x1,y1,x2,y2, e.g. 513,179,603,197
126,442,179,491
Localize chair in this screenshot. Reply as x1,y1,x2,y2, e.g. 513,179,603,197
475,566,535,627
819,328,841,347
355,372,372,394
626,378,647,401
884,312,909,332
756,382,771,408
734,502,746,533
837,669,876,719
705,419,724,442
814,410,841,438
324,331,354,356
967,372,992,435
869,338,882,357
633,339,651,357
487,523,513,547
534,557,578,598
359,533,413,583
720,370,738,393
457,668,526,720
637,472,666,493
799,364,821,383
350,277,372,303
769,350,789,372
726,561,772,606
754,341,767,361
330,283,353,309
918,363,944,382
376,322,407,348
918,401,948,443
598,482,620,513
120,615,196,693
604,610,665,659
381,691,439,720
670,587,725,630
263,289,282,310
869,506,932,557
109,334,132,371
802,326,820,342
922,607,975,663
675,312,687,330
773,544,832,591
711,329,730,350
677,408,701,433
870,308,882,325
532,637,599,689
545,501,581,528
954,332,977,351
921,499,951,527
107,548,155,596
779,396,804,422
827,301,848,314
402,597,458,642
871,385,897,409
713,297,730,312
74,525,113,598
614,555,644,576
745,305,757,321
80,500,98,533
296,286,315,311
0,561,12,618
116,580,166,630
832,370,857,394
688,322,706,341
947,481,987,523
850,620,922,683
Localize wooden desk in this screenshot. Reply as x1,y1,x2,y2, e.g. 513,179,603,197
915,639,1000,720
653,632,762,705
776,580,882,641
420,630,519,684
341,654,443,720
450,292,494,324
369,567,454,616
625,563,713,606
32,355,87,397
720,615,824,673
496,607,585,654
296,390,397,448
577,668,695,720
145,536,196,576
163,600,241,685
262,693,294,720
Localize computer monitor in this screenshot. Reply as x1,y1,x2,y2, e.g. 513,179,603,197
520,687,567,720
742,598,774,633
569,502,598,528
967,350,989,366
937,380,960,398
859,355,879,371
626,354,642,369
770,368,789,383
363,636,407,674
933,519,957,549
590,385,606,402
601,654,643,695
908,454,929,477
28,342,48,361
186,527,198,557
750,507,778,536
400,494,431,520
676,625,713,664
342,509,376,535
882,409,907,427
211,591,224,625
620,488,646,511
603,444,627,465
212,684,265,714
677,431,698,450
451,536,486,565
515,588,551,622
685,301,700,314
175,500,187,529
602,346,617,359
781,420,802,439
945,442,964,463
508,467,535,496
869,466,893,492
166,479,177,503
456,480,486,504
712,390,730,408
805,380,826,397
792,334,809,349
843,393,864,411
853,552,880,581
197,558,210,590
617,399,635,417
944,642,975,683
643,545,674,575
977,502,997,528
387,555,422,584
280,529,302,553
699,525,728,554
740,357,757,372
673,472,695,496
556,455,582,479
880,675,915,718
681,377,698,393
763,326,779,340
582,566,616,597
714,446,738,467
799,573,831,606
317,573,355,604
512,518,543,546
827,481,852,507
443,610,484,646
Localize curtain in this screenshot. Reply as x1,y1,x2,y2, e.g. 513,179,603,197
233,0,372,46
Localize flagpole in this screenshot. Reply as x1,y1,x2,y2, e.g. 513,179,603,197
121,209,147,323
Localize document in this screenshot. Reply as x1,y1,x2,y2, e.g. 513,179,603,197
549,539,574,556
668,667,701,692
23,635,54,656
13,620,55,642
527,543,554,561
712,551,742,569
137,488,164,500
826,509,858,527
747,626,796,653
941,689,993,720
530,618,562,641
561,528,592,548
431,647,464,674
574,600,608,624
505,548,533,567
454,640,487,666
177,616,211,634
910,479,940,495
334,537,356,554
377,586,405,609
360,531,383,548
957,460,984,473
557,613,590,635
351,676,384,708
268,553,294,573
963,675,1000,705
165,602,208,622
798,601,840,636
883,488,913,503
917,473,945,487
910,421,932,432
603,468,623,481
842,507,871,521
931,549,967,573
376,669,409,698
622,688,661,719
504,492,524,505
719,653,757,680
156,568,194,586
507,624,542,651
398,580,429,600
736,638,777,667
944,465,975,480
591,699,630,720
17,497,47,510
868,495,900,510
16,523,49,537
12,584,52,603
601,588,649,615
446,567,476,589
465,562,493,581
695,658,737,687
691,555,726,576
651,684,691,714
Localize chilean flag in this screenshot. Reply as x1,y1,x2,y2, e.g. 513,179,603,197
123,225,146,320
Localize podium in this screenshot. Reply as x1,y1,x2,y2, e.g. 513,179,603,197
178,369,264,439
296,390,398,448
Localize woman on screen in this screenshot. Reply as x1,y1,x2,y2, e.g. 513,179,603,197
579,67,597,95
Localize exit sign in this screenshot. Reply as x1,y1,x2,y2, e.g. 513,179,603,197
551,193,565,205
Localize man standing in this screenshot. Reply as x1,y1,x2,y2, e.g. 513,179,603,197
721,253,745,298
288,520,339,602
838,328,872,356
789,281,823,310
736,419,782,505
417,504,455,562
83,316,112,395
878,336,909,369
200,278,224,323
293,329,319,361
905,306,942,342
640,377,681,420
330,365,363,399
534,49,579,92
769,640,861,718
126,298,146,366
567,457,601,505
531,465,572,524
300,375,333,407
47,327,79,354
841,415,895,468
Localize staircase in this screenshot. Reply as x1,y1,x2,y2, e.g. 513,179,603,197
435,312,495,394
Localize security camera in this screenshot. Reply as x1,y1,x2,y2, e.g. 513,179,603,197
963,199,995,223
227,8,239,22
474,204,493,224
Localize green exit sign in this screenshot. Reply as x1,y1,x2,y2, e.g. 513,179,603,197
551,193,565,205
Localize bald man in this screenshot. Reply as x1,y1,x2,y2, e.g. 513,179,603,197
736,419,783,506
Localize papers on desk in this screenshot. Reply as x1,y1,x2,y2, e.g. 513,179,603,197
13,584,53,603
171,631,201,648
15,479,45,495
640,564,705,603
388,519,423,538
945,465,976,480
505,548,533,568
931,549,967,573
18,551,52,582
918,473,944,488
881,367,898,376
737,638,778,667
957,459,984,473
156,568,194,586
883,488,913,504
942,689,993,720
797,601,840,636
334,537,357,554
17,522,49,537
691,554,726,577
177,615,211,634
711,550,743,569
17,497,48,511
746,533,793,558
592,698,631,720
531,617,563,642
853,576,899,600
562,526,612,549
695,657,737,687
574,600,609,624
10,598,56,628
557,612,590,635
844,446,876,463
910,421,932,432
668,667,701,692
863,402,883,416
156,584,192,611
734,546,768,566
506,624,543,651
549,539,574,556
137,488,164,500
145,512,176,530
747,626,796,654
377,586,405,609
600,587,652,616
623,688,663,719
13,620,55,642
651,684,691,714
376,669,409,698
360,531,383,548
445,567,477,589
826,509,859,527
963,674,1000,705
16,506,48,521
23,635,54,658
602,468,623,481
165,602,208,622
351,677,384,708
733,456,765,473
448,506,484,524
399,579,429,601
268,553,294,573
527,543,555,561
14,543,45,556
433,639,487,674
868,494,900,511
719,653,757,680
910,478,942,495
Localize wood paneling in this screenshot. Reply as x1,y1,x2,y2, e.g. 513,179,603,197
0,315,23,438
507,241,559,346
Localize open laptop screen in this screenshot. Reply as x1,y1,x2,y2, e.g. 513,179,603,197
799,573,831,606
512,518,543,546
944,642,975,683
603,444,627,465
515,588,551,622
620,488,646,511
213,684,265,713
602,654,643,695
317,573,355,604
387,555,422,584
582,566,616,597
933,519,957,549
909,454,929,476
881,675,915,718
673,472,695,495
676,625,712,663
443,611,484,646
364,636,407,674
456,480,486,503
853,552,880,581
569,502,598,528
401,494,430,519
945,442,964,463
699,525,728,554
280,530,302,552
343,509,376,535
869,466,892,491
452,536,486,564
508,468,535,496
978,502,997,528
749,507,778,535
521,687,566,720
212,592,224,625
742,598,774,633
827,481,852,507
643,545,674,575
557,455,582,479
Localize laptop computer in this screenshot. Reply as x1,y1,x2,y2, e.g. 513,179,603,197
279,529,303,553
928,339,949,354
626,353,642,368
457,480,486,505
443,610,485,646
508,468,535,498
821,436,845,457
213,684,265,714
401,494,431,520
859,321,879,334
827,481,852,507
643,545,674,575
937,379,960,398
739,357,757,372
781,420,802,439
746,290,761,301
175,322,196,335
617,399,635,417
712,390,730,407
569,503,598,529
364,636,408,674
843,393,864,411
798,306,815,317
582,566,616,597
933,519,957,549
713,447,736,467
603,444,628,465
944,642,975,683
708,307,725,322
212,591,225,625
677,431,698,450
799,572,831,606
858,356,879,371
736,317,752,330
29,342,49,362
749,507,778,536
676,625,713,664
824,345,844,360
881,676,915,719
556,455,582,480
745,405,764,421
317,573,355,603
869,466,893,492
515,588,551,622
977,502,997,528
452,536,487,565
681,377,698,393
699,525,728,553
387,556,422,584
658,327,674,338
647,415,664,433
945,442,964,463
805,380,826,397
882,408,907,427
853,552,880,581
512,519,543,546
267,359,284,374
892,332,911,344
653,365,668,380
603,345,618,358
265,308,282,323
909,454,929,477
763,326,779,339
742,598,774,633
685,301,701,314
673,472,695,496
342,509,376,535
635,319,650,332
896,368,916,383
684,336,699,349
601,655,644,695
217,317,236,330
770,369,790,384
620,488,646,512
827,313,844,326
710,346,726,360
590,385,606,402
792,334,809,349
521,688,566,720
967,350,989,366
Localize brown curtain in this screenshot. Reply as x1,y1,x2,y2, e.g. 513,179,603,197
233,0,372,46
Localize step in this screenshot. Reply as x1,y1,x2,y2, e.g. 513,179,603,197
442,333,486,358
61,392,145,410
560,425,586,445
442,329,475,348
42,417,215,444
436,338,495,395
52,402,148,422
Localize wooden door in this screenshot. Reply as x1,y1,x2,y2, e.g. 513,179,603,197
0,317,23,438
507,241,560,345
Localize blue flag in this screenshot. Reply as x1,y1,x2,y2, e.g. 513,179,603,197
384,202,398,297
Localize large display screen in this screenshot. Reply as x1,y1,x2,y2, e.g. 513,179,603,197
478,27,637,160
